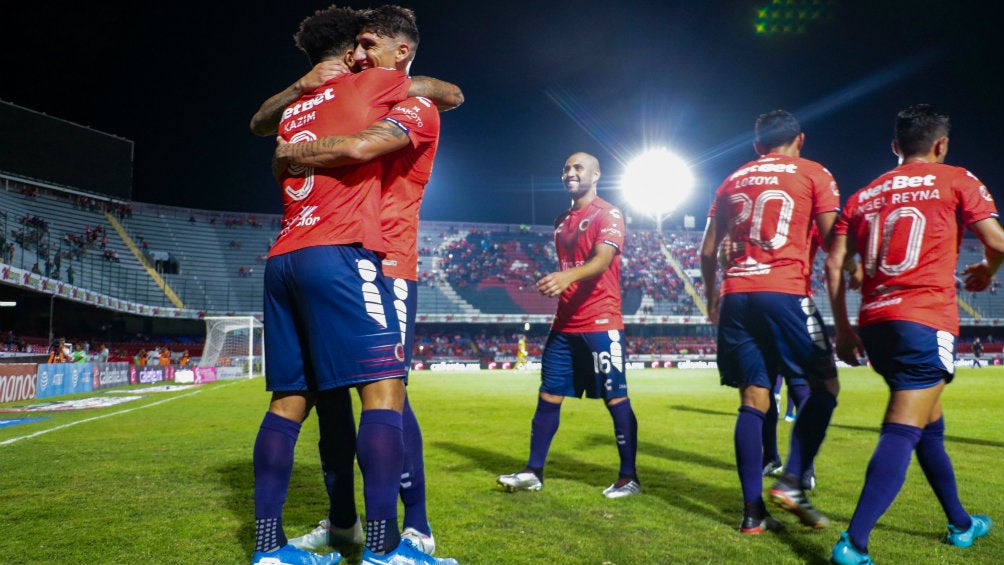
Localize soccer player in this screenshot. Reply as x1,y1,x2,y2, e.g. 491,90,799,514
971,337,983,368
826,104,1002,565
497,152,641,499
266,6,460,565
251,7,414,565
699,109,841,534
516,334,528,370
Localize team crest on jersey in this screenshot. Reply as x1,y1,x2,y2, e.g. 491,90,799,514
979,185,994,202
578,218,591,231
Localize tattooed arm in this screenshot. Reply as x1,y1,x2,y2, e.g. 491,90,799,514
273,119,410,176
250,61,350,136
409,76,464,111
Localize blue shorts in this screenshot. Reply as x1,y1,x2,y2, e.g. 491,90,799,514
860,321,955,390
390,278,418,368
540,330,628,400
717,292,836,390
263,245,406,392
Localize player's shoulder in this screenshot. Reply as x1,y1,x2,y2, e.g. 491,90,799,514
593,197,624,219
352,67,409,86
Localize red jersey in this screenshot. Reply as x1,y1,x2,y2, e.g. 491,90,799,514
710,153,840,296
269,68,410,258
379,97,441,280
836,162,998,333
551,197,625,332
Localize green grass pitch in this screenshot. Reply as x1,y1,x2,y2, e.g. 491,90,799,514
0,367,1001,564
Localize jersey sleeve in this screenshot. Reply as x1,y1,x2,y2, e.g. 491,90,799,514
353,67,411,107
832,194,855,237
597,205,626,253
955,168,998,226
383,96,441,146
809,164,841,217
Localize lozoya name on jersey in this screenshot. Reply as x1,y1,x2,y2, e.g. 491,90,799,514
282,88,336,121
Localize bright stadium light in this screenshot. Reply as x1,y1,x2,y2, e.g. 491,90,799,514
620,148,693,231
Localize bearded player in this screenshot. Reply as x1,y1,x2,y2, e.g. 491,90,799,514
497,152,641,499
827,104,1003,565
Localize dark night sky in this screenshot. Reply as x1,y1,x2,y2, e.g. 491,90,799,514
3,1,1002,229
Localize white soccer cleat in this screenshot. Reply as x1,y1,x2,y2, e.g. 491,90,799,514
401,527,436,555
602,478,642,499
288,518,363,552
497,471,542,492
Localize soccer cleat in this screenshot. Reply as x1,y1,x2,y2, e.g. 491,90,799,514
251,544,343,565
830,532,874,565
497,471,542,492
801,470,817,491
945,514,992,547
289,518,364,552
739,502,783,535
769,476,829,529
602,477,642,498
361,539,458,565
762,460,783,477
784,413,796,422
401,527,436,555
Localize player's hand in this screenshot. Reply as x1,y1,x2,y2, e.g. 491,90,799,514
294,61,349,93
272,137,290,181
536,272,573,298
706,299,719,326
846,261,863,291
834,329,865,366
962,261,994,292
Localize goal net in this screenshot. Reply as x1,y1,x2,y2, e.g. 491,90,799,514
199,316,264,379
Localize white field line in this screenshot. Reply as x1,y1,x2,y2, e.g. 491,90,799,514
0,384,231,446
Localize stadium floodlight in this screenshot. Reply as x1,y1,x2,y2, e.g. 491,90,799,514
620,148,693,232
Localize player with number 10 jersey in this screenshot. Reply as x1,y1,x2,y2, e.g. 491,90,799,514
837,164,997,332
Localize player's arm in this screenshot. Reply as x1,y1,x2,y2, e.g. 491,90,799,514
250,61,350,136
962,217,1004,291
825,232,864,365
409,76,464,111
273,118,410,174
813,210,839,253
536,242,616,298
698,215,724,325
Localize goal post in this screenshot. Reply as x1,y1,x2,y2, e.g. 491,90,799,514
199,316,264,379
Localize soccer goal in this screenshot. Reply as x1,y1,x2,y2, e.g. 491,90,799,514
199,316,264,379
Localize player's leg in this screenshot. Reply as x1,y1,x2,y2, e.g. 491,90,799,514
288,387,363,552
498,331,569,492
758,294,835,528
916,410,993,546
254,254,340,564
583,330,640,498
356,378,407,556
761,379,782,475
717,293,782,532
392,278,435,550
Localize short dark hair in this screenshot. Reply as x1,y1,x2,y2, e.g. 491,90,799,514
293,5,363,66
895,104,950,158
361,5,420,48
754,109,802,150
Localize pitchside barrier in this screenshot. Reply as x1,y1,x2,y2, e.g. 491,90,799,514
0,362,220,404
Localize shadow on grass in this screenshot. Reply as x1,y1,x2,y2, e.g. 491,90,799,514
671,404,1004,448
215,458,342,561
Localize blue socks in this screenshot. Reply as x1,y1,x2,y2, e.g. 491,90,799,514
786,389,836,478
253,411,302,552
916,417,971,530
847,422,923,552
762,393,780,465
736,405,766,505
400,397,430,535
607,398,639,479
358,409,404,554
527,397,562,472
315,389,359,530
